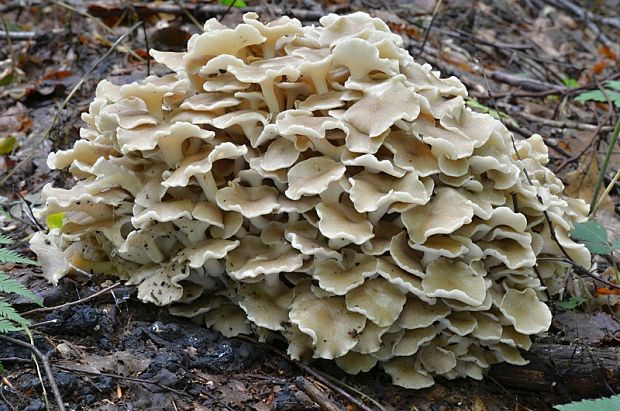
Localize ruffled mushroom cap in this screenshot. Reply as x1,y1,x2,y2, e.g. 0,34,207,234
335,352,377,375
344,75,420,137
315,201,374,245
349,171,431,213
398,298,450,329
204,303,252,337
289,285,367,359
238,280,292,331
216,181,279,218
225,235,303,281
345,277,406,327
383,357,434,389
499,288,552,334
402,188,474,244
313,250,377,295
392,326,437,356
422,258,490,306
285,156,346,200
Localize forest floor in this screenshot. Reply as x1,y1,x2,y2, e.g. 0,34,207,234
1,0,620,410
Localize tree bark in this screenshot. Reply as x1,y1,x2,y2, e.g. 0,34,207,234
488,343,620,399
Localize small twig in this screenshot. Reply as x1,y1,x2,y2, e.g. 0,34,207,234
514,111,613,132
141,16,150,77
15,190,45,231
490,70,566,93
416,0,442,58
0,335,66,411
21,282,122,317
0,30,45,40
0,21,143,186
557,260,620,290
218,0,238,22
294,376,342,411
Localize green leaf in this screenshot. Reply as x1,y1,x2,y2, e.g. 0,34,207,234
219,0,248,8
556,297,585,310
575,89,620,108
571,221,611,254
0,272,43,306
0,248,37,265
0,234,13,245
46,212,64,230
0,136,16,155
0,298,29,327
562,78,579,88
0,318,23,333
555,394,620,411
613,239,620,250
606,80,620,91
0,71,13,87
0,360,4,374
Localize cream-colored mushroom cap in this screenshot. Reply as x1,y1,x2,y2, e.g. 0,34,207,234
335,352,377,375
315,201,374,245
402,187,474,244
345,277,406,327
289,286,367,359
285,156,346,200
422,258,490,306
344,75,420,137
313,251,377,295
499,288,552,334
383,358,434,389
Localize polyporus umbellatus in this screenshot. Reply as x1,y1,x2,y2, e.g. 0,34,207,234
31,12,591,388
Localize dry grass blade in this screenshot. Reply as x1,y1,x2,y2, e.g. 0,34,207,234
590,118,620,215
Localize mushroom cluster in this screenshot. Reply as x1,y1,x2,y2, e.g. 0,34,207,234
32,12,591,388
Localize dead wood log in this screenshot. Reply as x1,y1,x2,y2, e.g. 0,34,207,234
488,343,620,399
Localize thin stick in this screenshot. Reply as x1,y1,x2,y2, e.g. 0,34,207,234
416,0,442,58
218,0,238,22
0,335,66,411
21,282,122,316
0,21,143,186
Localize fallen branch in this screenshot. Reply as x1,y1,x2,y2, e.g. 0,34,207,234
293,376,342,411
0,335,66,411
490,70,566,93
488,343,620,398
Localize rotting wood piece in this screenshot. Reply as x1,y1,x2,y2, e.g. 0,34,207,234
488,343,620,399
